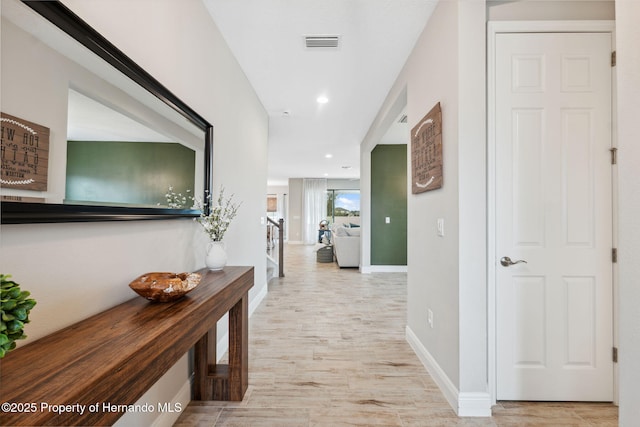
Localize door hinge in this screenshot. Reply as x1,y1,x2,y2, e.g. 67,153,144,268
610,147,618,165
611,51,616,67
612,248,618,263
613,347,618,363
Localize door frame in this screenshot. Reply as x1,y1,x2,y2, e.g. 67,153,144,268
487,20,617,405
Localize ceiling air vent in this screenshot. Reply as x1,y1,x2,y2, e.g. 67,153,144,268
304,35,340,49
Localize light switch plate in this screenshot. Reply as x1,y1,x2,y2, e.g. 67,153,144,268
437,218,444,236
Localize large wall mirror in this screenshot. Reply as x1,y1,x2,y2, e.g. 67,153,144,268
0,0,213,223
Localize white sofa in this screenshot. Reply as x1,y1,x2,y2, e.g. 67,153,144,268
332,225,360,267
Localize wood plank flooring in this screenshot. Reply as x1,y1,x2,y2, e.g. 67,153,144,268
174,244,618,426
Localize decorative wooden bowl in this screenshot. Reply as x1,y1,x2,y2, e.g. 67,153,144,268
129,272,201,302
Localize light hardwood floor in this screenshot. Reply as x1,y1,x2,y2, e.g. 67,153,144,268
174,244,618,426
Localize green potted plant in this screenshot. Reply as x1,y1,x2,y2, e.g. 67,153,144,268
0,275,37,358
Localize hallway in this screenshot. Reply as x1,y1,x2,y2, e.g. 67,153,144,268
175,244,618,426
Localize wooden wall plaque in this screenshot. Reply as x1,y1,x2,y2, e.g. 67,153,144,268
1,112,50,191
411,102,442,194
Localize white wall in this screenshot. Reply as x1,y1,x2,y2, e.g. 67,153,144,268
362,0,618,417
457,0,488,398
487,0,615,21
404,0,463,392
0,0,268,425
615,0,640,422
327,178,360,190
397,0,489,411
362,0,466,402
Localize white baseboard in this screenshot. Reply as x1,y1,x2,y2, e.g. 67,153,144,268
458,392,492,417
151,378,191,427
250,283,268,317
405,326,492,417
405,326,459,411
361,265,408,274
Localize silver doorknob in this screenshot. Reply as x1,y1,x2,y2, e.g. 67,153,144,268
500,256,527,267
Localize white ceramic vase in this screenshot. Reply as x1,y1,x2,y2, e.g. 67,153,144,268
205,241,227,270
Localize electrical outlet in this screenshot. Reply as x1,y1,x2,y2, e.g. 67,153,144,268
428,309,434,328
385,217,391,224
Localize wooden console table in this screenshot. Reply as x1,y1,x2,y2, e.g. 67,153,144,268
0,266,254,426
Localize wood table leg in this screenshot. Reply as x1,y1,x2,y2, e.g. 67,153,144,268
193,328,216,400
227,292,249,400
194,292,248,401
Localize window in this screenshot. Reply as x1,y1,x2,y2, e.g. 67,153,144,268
326,189,360,226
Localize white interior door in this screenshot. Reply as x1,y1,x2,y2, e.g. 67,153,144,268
495,32,613,401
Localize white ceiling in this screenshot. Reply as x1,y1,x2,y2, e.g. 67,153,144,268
67,89,173,142
203,0,436,185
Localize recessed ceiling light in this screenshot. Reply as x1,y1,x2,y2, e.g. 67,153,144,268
317,95,329,104
323,173,329,177
325,154,333,158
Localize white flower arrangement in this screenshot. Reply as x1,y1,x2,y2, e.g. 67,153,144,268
162,186,192,209
164,186,240,242
194,188,240,242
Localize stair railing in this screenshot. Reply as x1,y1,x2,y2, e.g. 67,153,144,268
267,217,285,277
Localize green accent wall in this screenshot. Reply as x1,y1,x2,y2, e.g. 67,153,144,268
65,141,195,207
371,144,407,265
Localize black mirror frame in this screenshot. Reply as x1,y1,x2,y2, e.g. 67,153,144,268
1,0,213,224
